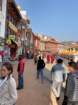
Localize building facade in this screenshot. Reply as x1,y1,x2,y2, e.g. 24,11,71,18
6,0,22,39
0,0,7,39
33,34,40,55
45,40,59,54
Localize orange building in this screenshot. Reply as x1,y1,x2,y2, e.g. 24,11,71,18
45,39,59,54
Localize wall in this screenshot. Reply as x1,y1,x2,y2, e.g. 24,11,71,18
45,42,59,54
0,0,7,38
34,37,40,50
39,41,45,51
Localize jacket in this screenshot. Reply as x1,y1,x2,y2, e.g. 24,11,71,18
37,59,45,70
65,71,78,102
0,75,17,105
17,59,25,75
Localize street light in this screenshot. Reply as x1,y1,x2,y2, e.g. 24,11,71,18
21,37,24,54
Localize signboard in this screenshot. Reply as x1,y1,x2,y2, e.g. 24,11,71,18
8,35,15,41
6,35,15,45
9,21,18,33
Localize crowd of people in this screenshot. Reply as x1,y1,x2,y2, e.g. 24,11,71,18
34,54,78,105
0,54,78,105
50,58,78,105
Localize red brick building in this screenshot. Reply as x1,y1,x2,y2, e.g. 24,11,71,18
45,39,59,54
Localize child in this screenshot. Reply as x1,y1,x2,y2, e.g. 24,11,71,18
0,62,17,105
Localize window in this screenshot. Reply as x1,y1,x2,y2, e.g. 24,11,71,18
0,0,2,11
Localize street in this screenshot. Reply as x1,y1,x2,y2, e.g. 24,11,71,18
13,59,50,105
0,0,78,105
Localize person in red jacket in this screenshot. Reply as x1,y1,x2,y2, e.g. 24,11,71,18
17,55,25,90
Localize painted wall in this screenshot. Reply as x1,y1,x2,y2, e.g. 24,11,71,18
39,41,45,51
45,42,59,54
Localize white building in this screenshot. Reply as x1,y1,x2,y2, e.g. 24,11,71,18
0,0,7,38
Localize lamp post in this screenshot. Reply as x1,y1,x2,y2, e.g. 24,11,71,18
21,34,27,55
21,37,24,55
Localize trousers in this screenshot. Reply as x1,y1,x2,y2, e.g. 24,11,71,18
37,69,44,83
51,80,62,98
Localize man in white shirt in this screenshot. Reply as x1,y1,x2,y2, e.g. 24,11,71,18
50,58,66,105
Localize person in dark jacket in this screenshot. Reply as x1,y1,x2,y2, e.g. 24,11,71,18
37,56,45,83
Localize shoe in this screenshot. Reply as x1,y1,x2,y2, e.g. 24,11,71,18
17,87,22,90
57,97,60,101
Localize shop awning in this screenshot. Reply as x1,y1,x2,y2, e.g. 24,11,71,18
6,35,17,46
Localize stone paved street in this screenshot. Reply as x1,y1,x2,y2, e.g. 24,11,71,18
13,60,50,105
0,0,77,105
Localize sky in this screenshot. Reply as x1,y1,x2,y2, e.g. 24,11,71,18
16,0,78,41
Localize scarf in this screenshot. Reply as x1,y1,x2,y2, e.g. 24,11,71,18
0,77,8,88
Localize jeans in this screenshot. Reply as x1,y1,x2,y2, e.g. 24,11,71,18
18,74,24,88
37,69,44,83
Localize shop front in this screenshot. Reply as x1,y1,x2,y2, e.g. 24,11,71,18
5,0,22,60
6,35,18,60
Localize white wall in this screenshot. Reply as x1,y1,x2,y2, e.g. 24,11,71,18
0,0,7,38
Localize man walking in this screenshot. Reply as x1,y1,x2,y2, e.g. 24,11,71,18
37,56,45,83
50,58,66,105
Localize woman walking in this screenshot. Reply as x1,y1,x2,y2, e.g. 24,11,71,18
0,62,17,105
